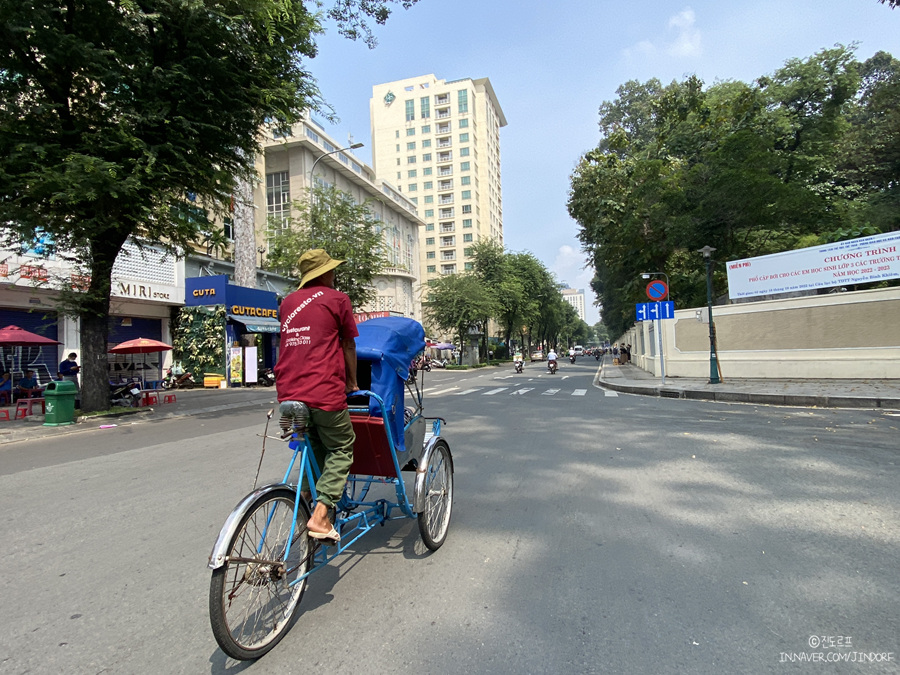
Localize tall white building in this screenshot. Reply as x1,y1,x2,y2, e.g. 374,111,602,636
561,288,586,322
370,74,506,284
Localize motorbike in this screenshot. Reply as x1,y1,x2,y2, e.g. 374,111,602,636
595,352,601,360
548,359,558,375
257,368,276,387
569,355,576,364
110,380,142,407
161,367,196,390
514,359,524,374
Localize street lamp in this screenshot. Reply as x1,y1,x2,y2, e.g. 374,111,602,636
640,271,669,384
308,142,364,206
698,246,720,384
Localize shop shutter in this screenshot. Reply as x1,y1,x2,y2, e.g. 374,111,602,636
108,317,165,382
0,309,60,383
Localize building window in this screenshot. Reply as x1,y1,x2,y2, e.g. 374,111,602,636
463,219,473,228
405,99,414,121
459,133,469,143
406,128,416,136
423,181,433,190
462,205,472,214
426,223,434,231
427,265,436,273
408,170,417,178
422,125,431,133
424,195,434,204
423,167,432,176
463,233,473,242
396,172,401,179
459,118,469,128
458,89,468,113
420,96,430,119
460,161,470,171
266,171,290,248
423,209,433,218
425,237,435,246
460,147,470,157
426,251,435,259
464,262,474,271
461,190,471,199
407,156,416,164
464,247,474,256
461,176,471,185
395,130,400,138
407,142,416,151
395,144,400,152
408,184,417,191
410,197,418,204
422,153,432,162
422,139,431,148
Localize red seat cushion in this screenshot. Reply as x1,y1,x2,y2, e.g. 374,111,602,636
349,415,398,478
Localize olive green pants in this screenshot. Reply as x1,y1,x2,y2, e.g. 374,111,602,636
301,408,356,508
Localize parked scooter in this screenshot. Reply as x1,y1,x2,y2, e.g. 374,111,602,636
257,368,275,387
548,359,558,375
110,380,142,407
161,367,196,390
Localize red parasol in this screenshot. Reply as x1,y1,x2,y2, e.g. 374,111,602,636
109,338,173,387
0,325,61,346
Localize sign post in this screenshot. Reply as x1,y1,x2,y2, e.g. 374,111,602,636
635,300,674,385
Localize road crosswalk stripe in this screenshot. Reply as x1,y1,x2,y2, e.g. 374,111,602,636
572,389,587,396
510,388,533,395
428,387,459,396
542,389,560,396
604,390,619,397
455,388,480,396
483,388,508,395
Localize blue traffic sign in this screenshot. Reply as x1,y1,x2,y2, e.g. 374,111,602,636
646,280,668,300
636,301,675,321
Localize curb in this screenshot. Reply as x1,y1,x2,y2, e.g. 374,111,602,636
596,376,900,410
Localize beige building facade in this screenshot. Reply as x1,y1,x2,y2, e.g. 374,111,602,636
561,288,586,322
258,114,425,321
369,74,506,284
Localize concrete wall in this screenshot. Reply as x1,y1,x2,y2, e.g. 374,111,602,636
626,286,900,379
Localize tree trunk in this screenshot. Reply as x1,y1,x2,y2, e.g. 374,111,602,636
232,172,256,289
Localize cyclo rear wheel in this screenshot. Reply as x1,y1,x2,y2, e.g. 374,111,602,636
209,488,312,660
417,439,454,551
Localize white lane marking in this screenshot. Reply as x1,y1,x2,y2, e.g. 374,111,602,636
542,389,560,396
604,390,619,397
572,389,587,396
429,387,459,396
510,388,533,396
562,376,570,380
496,375,515,380
483,387,508,395
455,388,480,396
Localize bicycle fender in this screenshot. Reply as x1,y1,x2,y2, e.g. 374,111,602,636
413,437,453,513
208,483,296,570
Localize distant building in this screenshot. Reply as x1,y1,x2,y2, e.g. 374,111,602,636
561,288,586,321
369,74,506,284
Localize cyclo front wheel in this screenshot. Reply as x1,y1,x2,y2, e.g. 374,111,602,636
417,439,454,551
209,488,312,660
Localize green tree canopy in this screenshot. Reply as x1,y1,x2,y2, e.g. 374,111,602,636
265,185,390,308
0,0,418,411
423,273,495,361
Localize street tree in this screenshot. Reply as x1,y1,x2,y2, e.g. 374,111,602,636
265,185,390,308
422,274,495,364
0,0,419,411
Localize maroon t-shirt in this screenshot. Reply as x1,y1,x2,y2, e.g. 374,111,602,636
274,285,359,411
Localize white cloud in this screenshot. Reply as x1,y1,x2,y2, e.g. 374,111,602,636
666,7,702,58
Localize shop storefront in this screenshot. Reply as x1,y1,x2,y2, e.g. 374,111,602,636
184,276,280,386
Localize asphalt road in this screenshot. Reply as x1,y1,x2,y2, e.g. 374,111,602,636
0,359,897,674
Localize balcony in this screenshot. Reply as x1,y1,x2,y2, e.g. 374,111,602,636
436,109,451,119
437,124,450,134
439,223,455,233
440,237,455,247
438,180,453,190
438,166,453,176
437,138,452,148
435,94,449,105
438,152,452,162
438,208,454,218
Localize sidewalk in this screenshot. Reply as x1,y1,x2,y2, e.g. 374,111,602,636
595,358,900,409
0,387,278,445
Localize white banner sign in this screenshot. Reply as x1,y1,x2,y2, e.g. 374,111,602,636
726,231,900,300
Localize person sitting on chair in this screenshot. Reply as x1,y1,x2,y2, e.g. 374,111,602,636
0,371,11,405
16,370,42,399
275,249,360,545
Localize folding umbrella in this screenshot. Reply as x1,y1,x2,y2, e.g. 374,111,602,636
109,338,173,388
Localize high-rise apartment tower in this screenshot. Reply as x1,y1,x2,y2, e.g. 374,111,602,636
370,75,506,283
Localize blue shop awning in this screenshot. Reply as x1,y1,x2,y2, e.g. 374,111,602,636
228,315,281,334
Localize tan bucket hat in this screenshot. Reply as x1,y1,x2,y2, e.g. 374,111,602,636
298,249,345,287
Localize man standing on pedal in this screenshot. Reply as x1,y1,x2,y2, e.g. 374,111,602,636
275,249,359,544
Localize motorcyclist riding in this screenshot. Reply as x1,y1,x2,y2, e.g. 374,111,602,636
547,348,558,374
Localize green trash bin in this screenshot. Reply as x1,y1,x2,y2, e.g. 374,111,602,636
43,380,77,426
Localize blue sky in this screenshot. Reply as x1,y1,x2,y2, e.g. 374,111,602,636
307,1,899,324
